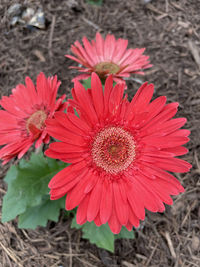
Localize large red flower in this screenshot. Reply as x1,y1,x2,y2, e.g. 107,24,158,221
46,73,191,234
66,32,152,85
0,72,66,164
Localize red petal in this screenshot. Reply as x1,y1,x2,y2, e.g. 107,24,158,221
104,34,116,61
95,32,104,61
82,37,97,65
128,205,140,228
48,161,86,189
94,213,102,227
142,135,189,148
36,72,48,104
113,182,128,225
104,75,113,116
66,172,91,210
100,180,113,224
113,38,128,63
71,74,91,82
142,104,179,131
154,157,192,173
125,82,154,121
126,182,145,220
46,119,84,146
125,221,133,231
109,83,124,116
67,112,91,132
54,112,86,136
76,194,90,224
84,171,98,194
49,142,86,153
138,162,185,191
50,175,81,200
74,40,93,66
134,176,165,212
87,178,102,221
162,146,188,156
140,96,167,128
91,73,104,118
141,118,187,137
108,203,122,234
74,80,98,125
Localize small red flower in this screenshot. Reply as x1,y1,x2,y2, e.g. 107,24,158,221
0,72,66,164
46,73,191,234
66,32,152,85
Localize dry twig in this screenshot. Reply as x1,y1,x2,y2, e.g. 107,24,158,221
163,232,176,259
48,15,56,58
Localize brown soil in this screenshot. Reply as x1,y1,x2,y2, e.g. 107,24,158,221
0,0,200,266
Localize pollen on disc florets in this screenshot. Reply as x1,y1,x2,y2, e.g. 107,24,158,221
92,127,136,174
95,62,120,77
26,110,47,138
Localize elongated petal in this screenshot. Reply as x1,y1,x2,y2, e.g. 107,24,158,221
108,203,122,234
76,194,90,225
100,180,113,224
87,178,102,221
113,182,128,225
91,73,104,118
48,161,86,189
74,80,98,125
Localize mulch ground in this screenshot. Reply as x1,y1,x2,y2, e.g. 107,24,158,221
0,0,200,266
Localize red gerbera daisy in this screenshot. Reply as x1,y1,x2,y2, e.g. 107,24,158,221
0,72,66,164
45,73,191,234
65,32,152,85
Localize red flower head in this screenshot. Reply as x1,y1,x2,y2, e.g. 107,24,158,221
65,32,152,85
0,72,66,164
46,73,191,234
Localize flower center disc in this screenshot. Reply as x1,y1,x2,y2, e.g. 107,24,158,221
92,127,135,174
95,62,120,76
26,110,47,139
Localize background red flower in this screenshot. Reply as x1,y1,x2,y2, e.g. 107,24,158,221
66,32,152,85
0,72,66,164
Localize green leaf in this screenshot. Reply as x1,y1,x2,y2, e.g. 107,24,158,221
18,196,65,229
115,226,135,239
2,152,67,223
4,164,18,184
86,0,103,6
71,217,114,252
81,77,91,89
71,217,135,252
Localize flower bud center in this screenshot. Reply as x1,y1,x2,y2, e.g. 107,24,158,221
26,110,47,139
95,62,120,76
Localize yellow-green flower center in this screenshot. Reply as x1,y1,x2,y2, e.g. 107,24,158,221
95,62,120,77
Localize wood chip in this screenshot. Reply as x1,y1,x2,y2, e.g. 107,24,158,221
191,236,200,251
164,232,176,259
181,200,198,227
178,21,190,28
170,2,185,11
33,50,46,62
146,3,167,15
188,40,200,70
82,17,100,30
122,260,137,267
48,15,56,58
0,241,23,267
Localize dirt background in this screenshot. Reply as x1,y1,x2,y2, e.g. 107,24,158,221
0,0,200,266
